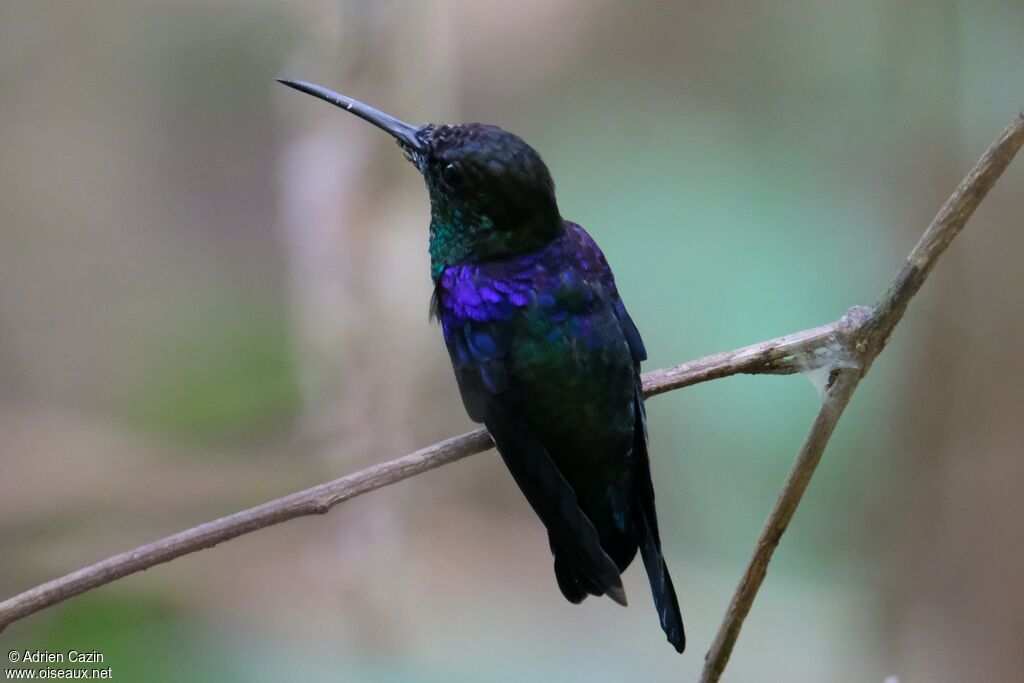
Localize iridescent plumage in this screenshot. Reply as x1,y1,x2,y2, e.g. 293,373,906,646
434,220,683,652
279,81,685,652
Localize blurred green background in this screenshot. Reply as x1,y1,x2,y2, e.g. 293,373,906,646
1,1,1022,681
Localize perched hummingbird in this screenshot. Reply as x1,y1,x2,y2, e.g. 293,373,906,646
279,79,685,652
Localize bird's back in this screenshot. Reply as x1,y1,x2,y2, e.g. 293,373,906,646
435,222,684,651
505,226,641,565
436,221,644,554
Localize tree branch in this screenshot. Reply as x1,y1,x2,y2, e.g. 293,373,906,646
1,309,867,632
699,109,1024,683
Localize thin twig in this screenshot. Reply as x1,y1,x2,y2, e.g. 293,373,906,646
698,371,862,683
699,109,1024,683
0,309,863,633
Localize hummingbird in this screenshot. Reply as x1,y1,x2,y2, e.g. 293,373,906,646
278,79,685,652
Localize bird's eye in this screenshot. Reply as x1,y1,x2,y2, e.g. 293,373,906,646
441,162,464,188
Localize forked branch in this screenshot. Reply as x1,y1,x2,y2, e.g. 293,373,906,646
699,108,1024,683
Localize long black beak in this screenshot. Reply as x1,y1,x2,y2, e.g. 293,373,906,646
276,79,424,152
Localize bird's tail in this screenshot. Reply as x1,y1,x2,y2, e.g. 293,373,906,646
631,381,685,653
637,508,685,653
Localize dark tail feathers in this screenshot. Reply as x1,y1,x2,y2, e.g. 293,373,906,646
550,535,627,606
637,508,686,653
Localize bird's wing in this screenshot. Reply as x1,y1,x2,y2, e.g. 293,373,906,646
615,299,648,364
565,222,685,649
564,222,647,363
631,376,686,651
436,272,626,603
486,398,626,605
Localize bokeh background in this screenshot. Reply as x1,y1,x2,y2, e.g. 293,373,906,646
2,1,1022,681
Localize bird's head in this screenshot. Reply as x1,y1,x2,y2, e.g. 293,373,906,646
278,80,562,278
